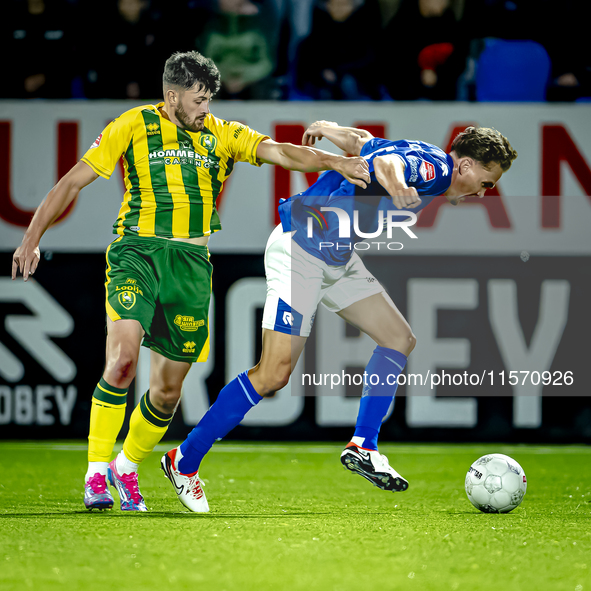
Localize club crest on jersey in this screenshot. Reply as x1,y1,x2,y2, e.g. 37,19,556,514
419,161,435,182
90,134,102,149
200,134,217,152
118,291,136,310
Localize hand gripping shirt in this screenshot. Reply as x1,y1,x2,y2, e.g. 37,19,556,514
278,137,454,265
82,103,269,239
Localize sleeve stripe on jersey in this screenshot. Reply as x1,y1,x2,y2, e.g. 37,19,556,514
80,156,112,180
250,134,270,167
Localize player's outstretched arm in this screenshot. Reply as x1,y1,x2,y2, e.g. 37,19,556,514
256,139,370,189
12,161,99,281
373,155,422,210
302,121,374,156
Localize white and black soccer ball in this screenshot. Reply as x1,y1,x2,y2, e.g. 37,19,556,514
465,453,527,513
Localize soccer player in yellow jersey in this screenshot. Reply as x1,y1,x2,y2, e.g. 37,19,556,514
11,51,370,512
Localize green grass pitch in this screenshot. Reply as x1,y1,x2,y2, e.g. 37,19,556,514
0,442,589,591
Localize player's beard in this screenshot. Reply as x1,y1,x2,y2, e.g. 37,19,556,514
175,101,204,132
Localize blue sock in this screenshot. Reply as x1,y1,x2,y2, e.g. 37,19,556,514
353,346,407,451
178,371,262,474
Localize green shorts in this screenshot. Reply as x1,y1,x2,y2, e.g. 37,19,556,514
104,236,213,363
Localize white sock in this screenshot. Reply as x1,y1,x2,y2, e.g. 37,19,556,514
351,436,365,448
85,462,108,482
115,451,139,475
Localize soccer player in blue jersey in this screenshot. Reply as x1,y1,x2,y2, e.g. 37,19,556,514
161,121,517,512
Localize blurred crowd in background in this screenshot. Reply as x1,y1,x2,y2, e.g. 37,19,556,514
2,0,589,102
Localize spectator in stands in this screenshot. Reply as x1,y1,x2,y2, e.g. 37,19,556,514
462,0,590,101
82,0,168,99
189,0,285,100
533,0,589,101
294,0,382,100
1,0,76,98
381,0,468,100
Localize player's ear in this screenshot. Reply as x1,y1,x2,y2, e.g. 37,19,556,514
459,158,472,174
166,88,177,104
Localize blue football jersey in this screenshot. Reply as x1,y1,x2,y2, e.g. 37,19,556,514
278,138,453,265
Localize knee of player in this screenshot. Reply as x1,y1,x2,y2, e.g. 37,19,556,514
382,328,416,356
250,362,292,396
398,330,417,355
260,369,291,397
406,331,417,354
273,365,292,392
107,353,138,385
150,387,181,414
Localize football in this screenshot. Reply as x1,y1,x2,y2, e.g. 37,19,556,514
465,453,527,513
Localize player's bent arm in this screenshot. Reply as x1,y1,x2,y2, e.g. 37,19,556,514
373,154,421,210
12,161,99,281
256,139,370,189
303,122,374,156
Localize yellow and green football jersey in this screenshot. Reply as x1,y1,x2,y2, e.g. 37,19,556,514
81,103,269,239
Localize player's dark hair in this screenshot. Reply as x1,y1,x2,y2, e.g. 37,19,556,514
163,51,221,96
450,126,518,172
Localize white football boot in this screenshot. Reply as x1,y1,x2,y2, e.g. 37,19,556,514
341,443,409,492
161,447,209,512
